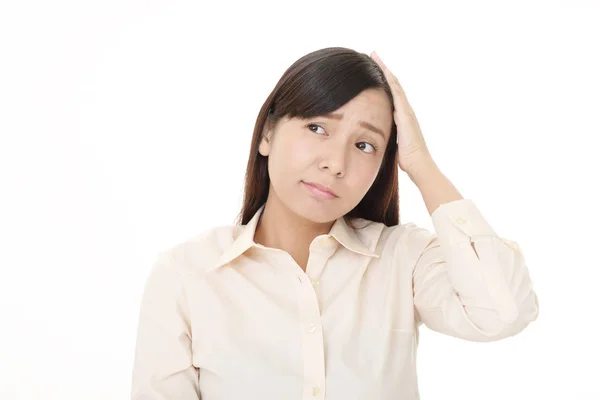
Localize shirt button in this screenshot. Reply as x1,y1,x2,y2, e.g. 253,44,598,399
312,280,319,290
456,217,467,225
312,386,321,396
308,324,316,333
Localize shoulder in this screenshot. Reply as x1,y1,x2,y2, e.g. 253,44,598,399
156,224,240,276
370,219,437,257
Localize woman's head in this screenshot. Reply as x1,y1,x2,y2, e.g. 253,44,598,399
238,47,399,227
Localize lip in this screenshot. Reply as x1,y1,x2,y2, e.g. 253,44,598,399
302,181,338,200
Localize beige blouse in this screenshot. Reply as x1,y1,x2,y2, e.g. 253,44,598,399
131,198,539,400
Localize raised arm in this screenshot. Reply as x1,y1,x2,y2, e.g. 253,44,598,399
411,199,539,342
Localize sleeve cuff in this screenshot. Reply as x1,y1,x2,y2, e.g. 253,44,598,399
431,199,497,241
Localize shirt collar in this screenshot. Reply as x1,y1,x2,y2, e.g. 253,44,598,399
207,204,382,272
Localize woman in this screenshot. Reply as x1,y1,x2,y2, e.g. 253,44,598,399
130,47,539,400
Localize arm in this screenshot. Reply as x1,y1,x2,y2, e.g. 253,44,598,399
409,160,539,342
131,251,200,399
410,198,539,342
369,49,538,341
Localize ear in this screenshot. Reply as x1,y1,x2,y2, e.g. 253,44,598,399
258,126,273,156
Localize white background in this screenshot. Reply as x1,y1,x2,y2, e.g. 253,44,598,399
1,0,599,399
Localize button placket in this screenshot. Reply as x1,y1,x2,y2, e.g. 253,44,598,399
306,237,336,295
311,280,319,291
312,386,321,396
295,267,325,399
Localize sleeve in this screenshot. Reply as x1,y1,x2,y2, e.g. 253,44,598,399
131,251,200,399
411,199,539,342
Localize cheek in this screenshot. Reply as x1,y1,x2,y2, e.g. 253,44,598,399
348,156,382,190
273,136,313,172
268,136,313,185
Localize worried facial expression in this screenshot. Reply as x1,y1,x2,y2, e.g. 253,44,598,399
259,88,394,223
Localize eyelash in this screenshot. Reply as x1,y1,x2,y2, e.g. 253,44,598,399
306,123,379,153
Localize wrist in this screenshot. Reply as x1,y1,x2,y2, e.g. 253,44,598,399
407,157,439,184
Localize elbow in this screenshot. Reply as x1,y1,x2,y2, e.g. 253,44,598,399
464,291,540,342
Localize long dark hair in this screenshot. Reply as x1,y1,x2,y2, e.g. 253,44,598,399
236,47,400,227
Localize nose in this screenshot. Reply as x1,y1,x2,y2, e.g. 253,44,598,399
318,140,346,178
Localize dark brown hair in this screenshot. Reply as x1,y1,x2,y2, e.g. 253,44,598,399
236,47,400,227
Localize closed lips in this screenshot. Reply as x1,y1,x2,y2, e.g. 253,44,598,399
303,181,338,197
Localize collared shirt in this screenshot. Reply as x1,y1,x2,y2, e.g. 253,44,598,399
131,199,539,400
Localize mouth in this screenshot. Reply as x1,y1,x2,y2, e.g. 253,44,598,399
301,181,338,200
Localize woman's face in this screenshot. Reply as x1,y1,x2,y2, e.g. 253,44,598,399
259,88,394,223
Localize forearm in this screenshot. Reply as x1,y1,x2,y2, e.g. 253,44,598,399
408,158,464,216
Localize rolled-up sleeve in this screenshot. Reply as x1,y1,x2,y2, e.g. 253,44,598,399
411,199,539,342
131,251,200,399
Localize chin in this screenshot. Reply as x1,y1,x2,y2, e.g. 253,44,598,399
290,198,347,224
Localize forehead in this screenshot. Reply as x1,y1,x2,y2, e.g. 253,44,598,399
320,89,394,139
337,88,392,122
273,88,393,136
346,88,391,109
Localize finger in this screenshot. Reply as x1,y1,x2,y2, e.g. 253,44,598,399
370,52,413,113
370,51,391,75
370,51,387,71
371,53,403,92
370,50,381,63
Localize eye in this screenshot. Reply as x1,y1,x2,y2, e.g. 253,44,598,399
307,123,326,135
307,123,379,154
356,142,378,154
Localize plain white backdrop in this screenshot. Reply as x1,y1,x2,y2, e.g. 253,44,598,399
1,0,599,399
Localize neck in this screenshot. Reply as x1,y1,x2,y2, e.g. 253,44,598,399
254,191,334,271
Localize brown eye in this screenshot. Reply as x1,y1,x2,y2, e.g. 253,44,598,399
307,124,326,135
356,142,377,153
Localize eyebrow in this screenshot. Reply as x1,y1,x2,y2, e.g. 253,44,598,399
321,113,386,140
